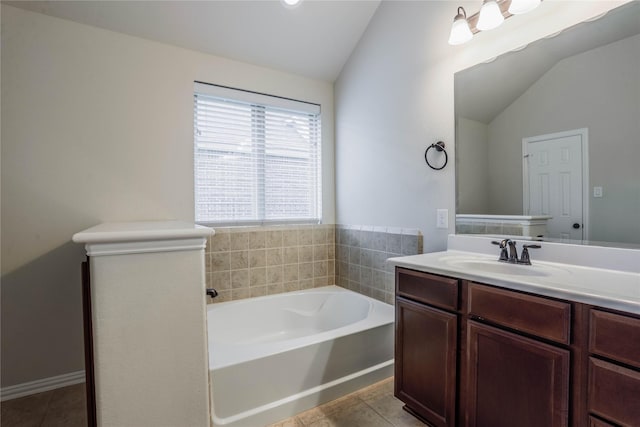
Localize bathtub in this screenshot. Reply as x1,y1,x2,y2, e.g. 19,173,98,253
207,285,395,427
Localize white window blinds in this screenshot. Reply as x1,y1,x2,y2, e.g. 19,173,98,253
194,82,322,225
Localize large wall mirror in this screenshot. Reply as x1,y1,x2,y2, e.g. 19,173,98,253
455,1,639,248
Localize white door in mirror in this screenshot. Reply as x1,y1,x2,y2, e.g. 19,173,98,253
523,129,587,240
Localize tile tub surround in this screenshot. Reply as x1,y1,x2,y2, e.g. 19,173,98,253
206,224,336,303
336,225,423,304
455,214,550,238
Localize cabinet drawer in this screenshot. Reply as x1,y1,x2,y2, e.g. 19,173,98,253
396,268,458,311
590,310,640,369
589,416,616,427
588,357,640,427
468,283,571,344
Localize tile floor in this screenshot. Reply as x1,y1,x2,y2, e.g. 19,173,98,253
1,383,86,427
267,378,425,427
0,378,424,427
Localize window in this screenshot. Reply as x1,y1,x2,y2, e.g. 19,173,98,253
193,82,322,225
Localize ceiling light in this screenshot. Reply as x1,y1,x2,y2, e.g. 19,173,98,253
508,0,541,15
281,0,302,7
477,0,505,31
448,7,473,45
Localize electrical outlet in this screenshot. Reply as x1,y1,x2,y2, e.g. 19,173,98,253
436,209,449,229
593,186,603,198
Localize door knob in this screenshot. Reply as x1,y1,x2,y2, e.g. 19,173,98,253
572,223,581,229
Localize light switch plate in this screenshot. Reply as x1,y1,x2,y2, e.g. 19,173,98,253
436,209,449,229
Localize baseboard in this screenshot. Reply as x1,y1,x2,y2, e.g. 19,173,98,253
1,370,86,402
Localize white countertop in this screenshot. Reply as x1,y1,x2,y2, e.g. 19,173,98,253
388,249,640,315
73,220,214,243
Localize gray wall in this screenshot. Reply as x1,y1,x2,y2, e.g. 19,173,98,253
333,0,622,254
1,5,335,388
487,34,640,243
456,117,490,214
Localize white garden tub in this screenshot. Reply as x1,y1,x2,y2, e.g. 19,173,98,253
207,285,394,427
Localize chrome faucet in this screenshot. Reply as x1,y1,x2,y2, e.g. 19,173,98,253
506,240,519,263
491,239,541,265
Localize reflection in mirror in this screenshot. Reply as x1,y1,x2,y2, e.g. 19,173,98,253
455,2,640,248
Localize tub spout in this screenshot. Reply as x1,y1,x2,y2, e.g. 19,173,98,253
206,288,218,298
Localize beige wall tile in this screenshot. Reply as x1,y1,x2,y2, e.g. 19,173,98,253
249,231,266,249
250,267,267,287
266,248,283,266
211,252,230,272
250,286,267,298
300,279,314,290
299,262,314,280
231,288,251,300
229,232,249,251
283,247,299,264
231,269,249,289
313,261,328,277
210,233,231,252
265,230,282,248
327,244,335,260
266,265,284,284
298,228,313,245
299,246,314,263
249,249,266,268
267,283,284,295
284,281,301,292
312,228,327,244
313,244,328,261
282,229,298,247
283,264,299,282
205,253,212,272
210,271,231,290
229,250,249,270
314,276,328,287
327,260,335,277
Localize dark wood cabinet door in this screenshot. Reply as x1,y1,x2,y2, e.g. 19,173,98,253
588,357,640,426
465,321,570,427
395,297,457,427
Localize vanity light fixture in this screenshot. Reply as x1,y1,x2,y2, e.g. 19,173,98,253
448,0,542,45
509,0,541,15
448,7,474,45
477,0,504,31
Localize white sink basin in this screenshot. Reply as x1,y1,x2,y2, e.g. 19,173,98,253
439,256,569,278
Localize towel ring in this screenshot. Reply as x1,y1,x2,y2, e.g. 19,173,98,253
425,141,448,170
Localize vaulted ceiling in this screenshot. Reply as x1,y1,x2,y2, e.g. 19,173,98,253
5,0,381,82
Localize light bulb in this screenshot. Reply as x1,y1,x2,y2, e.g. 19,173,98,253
448,7,473,45
508,0,541,15
281,0,301,7
477,0,504,31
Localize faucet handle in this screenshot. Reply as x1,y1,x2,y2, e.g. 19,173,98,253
492,239,511,248
518,244,541,265
491,240,510,261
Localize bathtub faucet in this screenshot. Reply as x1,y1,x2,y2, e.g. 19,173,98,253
206,288,218,299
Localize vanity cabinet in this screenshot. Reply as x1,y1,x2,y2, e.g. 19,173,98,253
395,267,640,427
587,310,640,426
395,269,459,427
463,282,572,427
